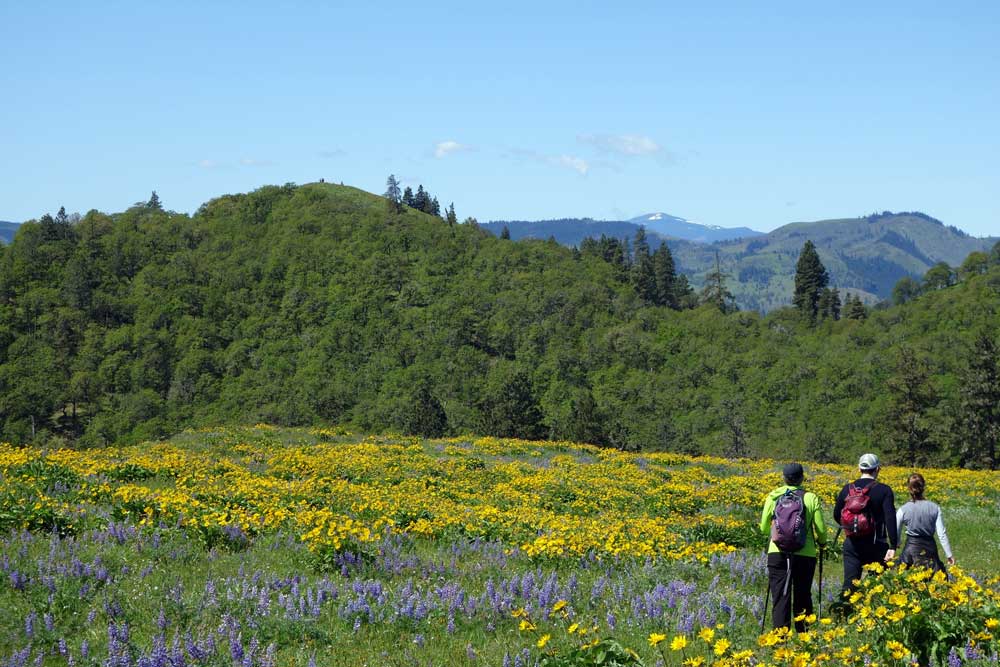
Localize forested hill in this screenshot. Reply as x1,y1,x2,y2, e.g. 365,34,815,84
1,182,999,468
0,222,19,244
670,212,999,311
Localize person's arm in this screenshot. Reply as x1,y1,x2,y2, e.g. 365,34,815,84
895,505,906,542
883,486,899,549
882,485,898,560
810,493,828,546
759,495,775,536
832,486,846,527
935,507,954,563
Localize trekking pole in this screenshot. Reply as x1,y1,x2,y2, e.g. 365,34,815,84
818,544,824,619
761,575,770,634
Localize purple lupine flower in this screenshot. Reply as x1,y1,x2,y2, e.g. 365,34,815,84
24,611,36,638
503,654,512,667
80,639,90,659
948,647,962,667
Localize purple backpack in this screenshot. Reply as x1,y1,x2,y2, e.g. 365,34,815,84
770,489,808,553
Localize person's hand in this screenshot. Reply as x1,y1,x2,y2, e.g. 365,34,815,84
884,549,896,562
947,556,955,566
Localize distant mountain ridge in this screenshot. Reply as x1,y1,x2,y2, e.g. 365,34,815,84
484,212,762,245
484,211,998,312
629,212,763,242
0,221,19,244
669,212,998,311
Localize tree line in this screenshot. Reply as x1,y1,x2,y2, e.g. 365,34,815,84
1,181,998,469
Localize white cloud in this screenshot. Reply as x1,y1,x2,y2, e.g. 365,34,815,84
434,140,472,159
579,133,662,156
551,155,590,175
198,159,222,169
239,158,273,167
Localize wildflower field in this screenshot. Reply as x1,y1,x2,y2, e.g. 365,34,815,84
1,426,998,667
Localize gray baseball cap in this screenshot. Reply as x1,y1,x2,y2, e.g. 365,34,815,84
858,453,880,471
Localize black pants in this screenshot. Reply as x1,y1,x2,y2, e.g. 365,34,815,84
901,535,946,573
767,553,816,631
840,538,889,596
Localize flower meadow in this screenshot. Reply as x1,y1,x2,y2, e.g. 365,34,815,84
1,426,998,667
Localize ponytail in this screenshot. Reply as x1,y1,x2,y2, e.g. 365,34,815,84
907,473,925,501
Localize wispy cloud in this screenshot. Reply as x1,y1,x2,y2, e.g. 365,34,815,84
197,159,223,169
319,149,346,159
578,133,663,157
508,149,590,176
551,155,590,175
434,140,473,159
240,158,273,167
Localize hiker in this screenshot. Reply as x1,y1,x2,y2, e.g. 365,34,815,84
833,453,898,596
896,472,954,572
759,462,828,631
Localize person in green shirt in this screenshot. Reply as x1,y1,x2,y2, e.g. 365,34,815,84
759,462,829,631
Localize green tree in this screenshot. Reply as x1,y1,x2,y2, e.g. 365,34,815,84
479,368,544,440
652,245,677,308
843,294,867,320
402,187,414,208
700,252,735,313
384,175,402,214
884,347,938,467
923,262,956,290
792,240,829,323
959,252,990,280
990,241,1000,266
147,191,163,211
817,287,841,321
892,276,922,305
446,202,457,227
630,228,656,303
959,331,1000,469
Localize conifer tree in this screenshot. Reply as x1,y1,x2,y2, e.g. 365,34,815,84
630,227,656,303
884,346,938,467
793,240,829,323
652,245,678,308
500,226,511,240
147,191,163,211
384,175,402,213
402,187,414,208
700,251,735,313
817,287,841,321
843,294,867,320
960,331,1000,470
446,203,457,227
412,185,428,213
429,197,441,217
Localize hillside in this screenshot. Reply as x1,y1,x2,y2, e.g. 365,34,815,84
1,183,999,467
0,221,19,244
669,212,999,311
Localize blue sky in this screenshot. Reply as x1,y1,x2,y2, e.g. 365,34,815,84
2,2,998,236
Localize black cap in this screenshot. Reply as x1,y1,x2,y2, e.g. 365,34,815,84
783,462,804,483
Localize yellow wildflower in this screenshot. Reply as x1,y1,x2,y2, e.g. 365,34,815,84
648,633,667,647
671,635,688,651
